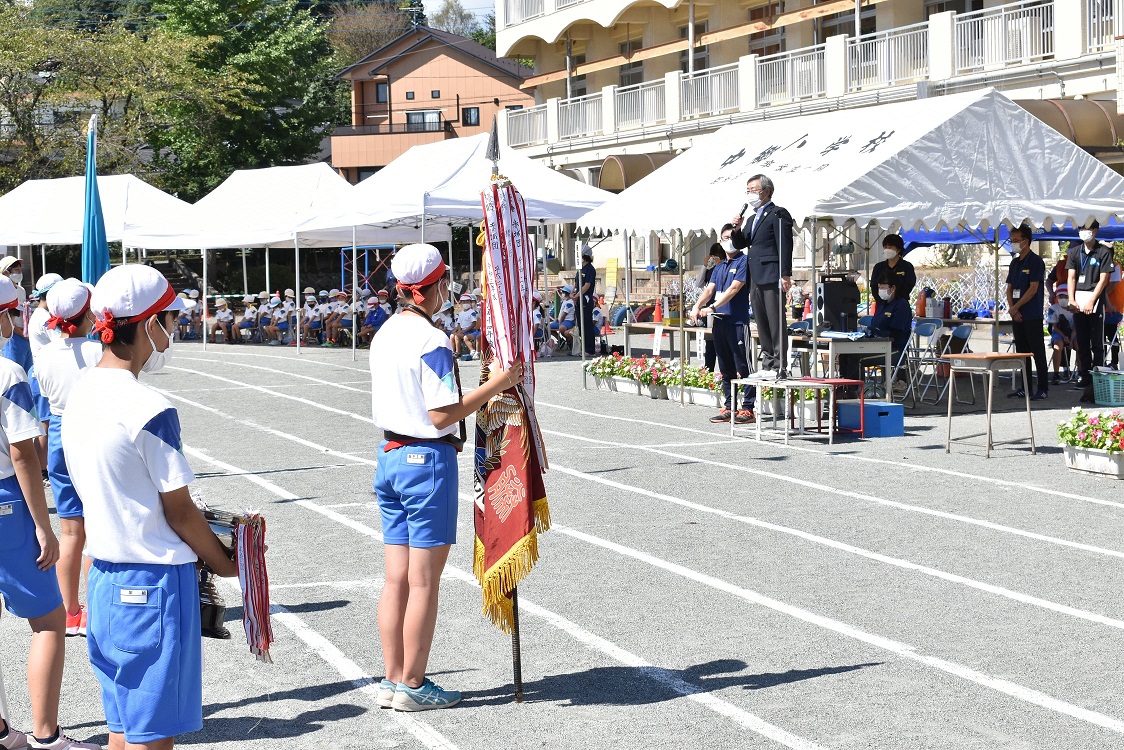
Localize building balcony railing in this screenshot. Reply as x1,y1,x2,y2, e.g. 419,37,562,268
506,0,1115,149
334,120,453,136
559,92,603,139
507,103,549,146
954,0,1054,75
681,63,739,119
847,23,929,92
616,80,666,130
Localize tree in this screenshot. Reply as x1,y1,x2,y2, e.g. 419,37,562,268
430,0,476,37
470,12,495,51
400,0,426,28
327,0,412,66
32,0,153,30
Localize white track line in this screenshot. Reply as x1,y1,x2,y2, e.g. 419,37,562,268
271,578,385,591
191,449,826,749
550,464,1124,631
177,357,371,393
184,348,370,372
535,401,1124,512
548,522,1124,735
543,429,1124,562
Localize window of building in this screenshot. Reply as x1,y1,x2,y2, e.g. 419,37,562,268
679,22,709,74
749,3,785,57
375,82,388,103
568,53,587,98
819,5,875,41
924,0,983,17
405,110,441,132
462,106,480,126
506,104,524,111
619,39,643,87
431,89,440,98
405,91,415,100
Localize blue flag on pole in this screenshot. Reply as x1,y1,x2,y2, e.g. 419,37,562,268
81,115,110,284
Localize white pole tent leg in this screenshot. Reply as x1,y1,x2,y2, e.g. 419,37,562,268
265,247,271,296
242,248,248,295
294,237,301,355
201,248,208,352
0,654,9,724
40,244,46,275
352,227,358,362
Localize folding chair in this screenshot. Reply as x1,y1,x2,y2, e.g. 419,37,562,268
926,324,977,405
899,321,940,407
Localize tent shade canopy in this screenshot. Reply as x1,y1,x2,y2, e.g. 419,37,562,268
124,162,448,249
297,133,613,234
901,218,1124,251
577,89,1124,236
0,174,190,245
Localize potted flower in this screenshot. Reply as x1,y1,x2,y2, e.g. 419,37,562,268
584,355,619,390
1058,408,1124,478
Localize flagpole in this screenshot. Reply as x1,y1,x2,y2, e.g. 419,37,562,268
511,585,524,702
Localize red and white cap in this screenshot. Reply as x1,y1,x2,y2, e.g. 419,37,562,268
91,264,186,344
0,276,18,311
46,278,93,335
392,244,446,304
376,289,389,298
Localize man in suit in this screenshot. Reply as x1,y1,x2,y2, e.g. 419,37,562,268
731,174,794,376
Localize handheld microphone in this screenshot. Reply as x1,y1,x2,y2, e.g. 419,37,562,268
738,202,748,217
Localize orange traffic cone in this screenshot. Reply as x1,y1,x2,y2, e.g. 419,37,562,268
601,317,613,336
653,300,663,325
802,298,811,321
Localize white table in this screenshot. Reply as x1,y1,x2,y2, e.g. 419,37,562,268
789,336,893,395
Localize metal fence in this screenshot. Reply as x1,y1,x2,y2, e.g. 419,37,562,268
506,104,548,147
615,80,666,130
847,23,929,92
1086,0,1114,52
954,0,1054,74
915,259,1005,316
559,93,603,139
504,0,544,24
680,63,740,119
757,45,826,106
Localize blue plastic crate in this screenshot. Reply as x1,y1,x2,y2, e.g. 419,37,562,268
838,400,904,438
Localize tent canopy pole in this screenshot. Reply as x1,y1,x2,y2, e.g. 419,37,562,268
201,248,208,352
294,237,301,355
352,228,358,362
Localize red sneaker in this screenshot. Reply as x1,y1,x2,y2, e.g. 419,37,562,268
709,409,732,423
734,410,756,424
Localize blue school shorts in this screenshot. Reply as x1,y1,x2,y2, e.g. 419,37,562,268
0,476,63,620
276,322,290,332
47,416,81,519
374,441,458,548
310,320,322,330
340,319,352,328
549,321,575,331
239,321,254,329
87,560,202,744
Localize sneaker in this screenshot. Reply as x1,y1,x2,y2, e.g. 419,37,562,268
709,409,732,423
0,721,29,750
752,369,777,380
1051,373,1060,386
1007,389,1026,398
65,605,86,637
1061,369,1071,383
392,679,461,711
892,381,909,397
734,410,756,424
376,678,396,708
1031,390,1049,401
28,728,100,749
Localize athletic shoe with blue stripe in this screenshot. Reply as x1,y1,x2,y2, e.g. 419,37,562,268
376,679,396,708
392,679,462,711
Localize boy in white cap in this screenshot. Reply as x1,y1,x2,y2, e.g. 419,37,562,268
238,294,258,342
370,243,521,711
549,285,577,353
451,294,479,361
300,295,319,345
28,274,64,482
262,296,283,345
211,298,234,343
0,257,31,375
62,264,238,749
187,290,201,339
35,279,103,639
0,274,99,750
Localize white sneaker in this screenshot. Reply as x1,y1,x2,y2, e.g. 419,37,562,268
376,678,396,708
749,369,777,380
392,678,462,711
0,721,29,750
28,729,100,749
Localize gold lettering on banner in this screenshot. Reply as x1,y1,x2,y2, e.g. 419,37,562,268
490,465,527,523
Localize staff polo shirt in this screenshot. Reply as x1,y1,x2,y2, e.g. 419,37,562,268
711,251,750,324
369,314,459,440
1005,250,1046,320
0,358,44,483
61,368,196,565
1067,242,1114,310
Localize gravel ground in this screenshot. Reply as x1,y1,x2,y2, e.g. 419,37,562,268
1,340,1122,750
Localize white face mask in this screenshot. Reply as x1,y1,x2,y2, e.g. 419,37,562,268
746,191,763,210
1057,297,1069,307
720,239,734,254
883,248,898,259
8,272,22,285
141,317,174,374
1079,230,1095,243
878,288,893,301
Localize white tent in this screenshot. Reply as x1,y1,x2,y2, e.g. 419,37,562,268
124,162,447,249
297,132,613,234
0,174,190,245
578,88,1124,235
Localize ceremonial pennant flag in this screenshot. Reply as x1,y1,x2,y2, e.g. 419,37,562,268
81,115,110,284
473,177,550,633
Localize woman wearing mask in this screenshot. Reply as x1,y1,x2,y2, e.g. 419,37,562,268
868,235,916,313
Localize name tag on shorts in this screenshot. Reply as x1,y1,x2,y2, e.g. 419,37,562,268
406,453,427,465
120,589,149,605
0,503,11,517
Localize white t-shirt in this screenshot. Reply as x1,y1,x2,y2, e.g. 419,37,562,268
62,368,197,565
370,314,459,439
214,308,234,324
315,303,334,319
456,309,479,330
35,338,103,416
241,304,258,324
302,303,318,321
558,299,576,323
435,312,454,332
337,301,354,318
0,359,44,483
592,307,605,328
28,306,57,358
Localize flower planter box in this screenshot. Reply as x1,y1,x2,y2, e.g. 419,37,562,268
1063,445,1124,478
610,376,641,395
594,376,614,391
687,386,722,408
647,384,669,400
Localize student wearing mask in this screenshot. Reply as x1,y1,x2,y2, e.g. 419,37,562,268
0,257,32,374
62,265,238,749
301,295,321,344
1005,225,1048,400
1066,220,1114,389
869,235,916,309
452,294,480,361
369,244,522,712
238,294,258,342
28,274,63,483
1047,285,1076,384
690,223,755,424
211,298,235,343
548,286,576,354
